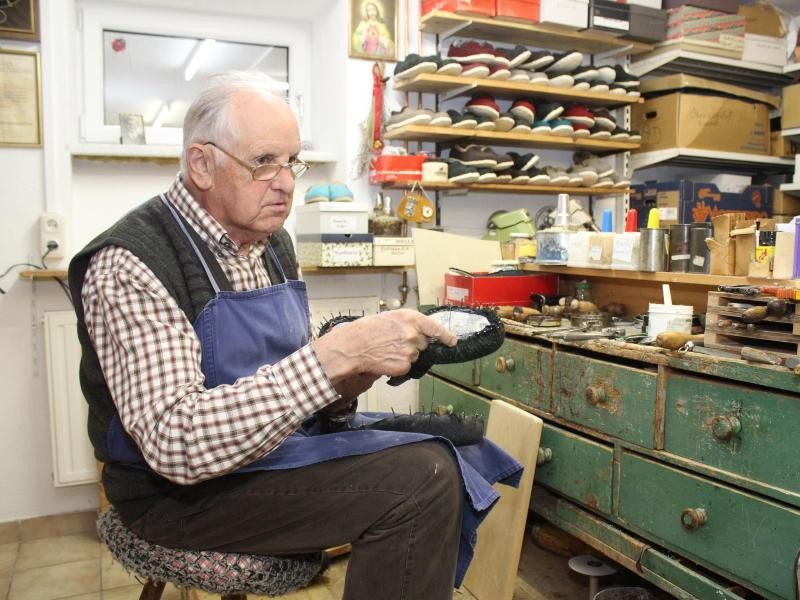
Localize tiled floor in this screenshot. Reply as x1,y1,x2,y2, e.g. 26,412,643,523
1,514,647,600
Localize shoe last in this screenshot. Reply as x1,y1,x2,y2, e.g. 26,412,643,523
328,181,354,202
304,183,331,203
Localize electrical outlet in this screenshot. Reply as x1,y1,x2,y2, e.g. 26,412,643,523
40,212,66,260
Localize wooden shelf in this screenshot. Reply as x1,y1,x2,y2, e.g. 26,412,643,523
300,266,413,275
781,128,800,144
385,124,640,152
519,264,794,286
393,73,642,107
382,181,629,196
779,183,800,198
420,11,653,56
20,269,68,280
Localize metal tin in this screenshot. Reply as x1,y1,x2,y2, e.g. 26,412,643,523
638,228,667,272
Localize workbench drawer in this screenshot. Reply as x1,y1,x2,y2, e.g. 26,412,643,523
665,372,800,503
617,451,800,600
429,360,476,387
534,424,613,515
418,375,490,425
477,337,551,411
553,351,657,447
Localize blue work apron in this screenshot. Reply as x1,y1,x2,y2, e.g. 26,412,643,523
106,194,523,586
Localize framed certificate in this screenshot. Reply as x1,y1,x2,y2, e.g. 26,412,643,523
0,0,39,41
0,49,42,147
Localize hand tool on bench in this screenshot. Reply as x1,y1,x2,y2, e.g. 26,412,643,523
740,346,783,366
560,327,626,341
677,342,740,360
783,357,800,375
655,331,705,351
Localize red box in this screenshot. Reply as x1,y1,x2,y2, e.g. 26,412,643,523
495,0,540,22
369,155,426,184
421,0,496,17
444,272,559,307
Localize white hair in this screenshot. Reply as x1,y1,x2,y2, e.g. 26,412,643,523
180,71,290,174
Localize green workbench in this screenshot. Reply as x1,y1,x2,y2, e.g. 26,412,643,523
421,323,800,600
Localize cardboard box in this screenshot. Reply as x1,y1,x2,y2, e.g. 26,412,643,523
773,190,800,215
770,132,796,158
495,0,540,22
421,0,496,16
627,4,666,42
632,92,770,155
296,202,370,235
638,73,779,108
589,0,629,35
729,220,776,277
538,0,588,29
372,237,415,266
663,0,738,13
773,231,796,279
705,212,746,275
297,234,373,267
741,33,787,66
738,3,785,37
444,271,558,306
782,84,800,130
625,0,661,8
628,181,774,228
369,155,426,184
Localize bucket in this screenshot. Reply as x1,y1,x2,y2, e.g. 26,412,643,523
647,303,692,337
594,587,658,600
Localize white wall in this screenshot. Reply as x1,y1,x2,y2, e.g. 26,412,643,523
0,0,415,523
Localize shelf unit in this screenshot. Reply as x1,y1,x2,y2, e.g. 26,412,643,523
419,10,653,56
782,128,800,143
779,183,800,197
393,73,642,107
382,181,629,196
630,48,793,89
385,125,640,153
631,148,794,172
19,269,68,280
20,267,410,280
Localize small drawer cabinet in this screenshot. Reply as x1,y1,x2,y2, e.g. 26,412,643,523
422,333,800,600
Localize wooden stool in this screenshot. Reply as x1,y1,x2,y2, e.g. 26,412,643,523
97,509,328,599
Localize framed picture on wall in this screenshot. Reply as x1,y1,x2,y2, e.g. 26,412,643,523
0,49,41,147
0,0,39,41
348,0,398,61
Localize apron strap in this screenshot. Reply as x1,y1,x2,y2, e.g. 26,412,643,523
266,244,289,284
159,194,221,294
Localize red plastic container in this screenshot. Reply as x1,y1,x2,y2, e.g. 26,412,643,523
444,272,558,307
369,155,426,184
421,0,496,17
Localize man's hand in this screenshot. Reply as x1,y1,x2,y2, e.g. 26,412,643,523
312,309,458,392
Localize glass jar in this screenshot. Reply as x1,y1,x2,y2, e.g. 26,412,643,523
574,280,592,303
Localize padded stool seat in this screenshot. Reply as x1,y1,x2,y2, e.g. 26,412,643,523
97,509,328,598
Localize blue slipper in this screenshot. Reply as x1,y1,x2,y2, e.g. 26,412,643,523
329,182,354,202
304,183,330,203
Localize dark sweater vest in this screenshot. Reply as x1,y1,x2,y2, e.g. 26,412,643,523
68,196,298,521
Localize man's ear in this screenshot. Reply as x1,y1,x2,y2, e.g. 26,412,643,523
185,144,214,190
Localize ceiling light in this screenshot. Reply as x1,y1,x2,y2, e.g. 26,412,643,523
152,103,170,128
184,39,216,82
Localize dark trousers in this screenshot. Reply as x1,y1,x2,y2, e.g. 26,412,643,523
128,441,463,600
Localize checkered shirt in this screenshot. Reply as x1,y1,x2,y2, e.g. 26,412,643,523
81,176,339,484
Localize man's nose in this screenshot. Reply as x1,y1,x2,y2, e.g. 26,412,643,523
270,165,296,192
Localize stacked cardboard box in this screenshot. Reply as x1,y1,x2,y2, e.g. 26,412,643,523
663,5,746,57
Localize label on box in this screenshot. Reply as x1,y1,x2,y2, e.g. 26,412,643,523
612,236,635,262
332,246,362,263
659,207,678,221
594,15,629,30
589,244,603,261
446,286,469,302
329,215,358,232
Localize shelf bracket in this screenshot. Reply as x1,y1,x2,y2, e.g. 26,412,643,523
439,20,472,41
440,82,477,102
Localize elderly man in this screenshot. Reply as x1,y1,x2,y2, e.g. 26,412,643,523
70,72,519,599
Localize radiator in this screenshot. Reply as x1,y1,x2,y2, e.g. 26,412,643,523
44,311,97,486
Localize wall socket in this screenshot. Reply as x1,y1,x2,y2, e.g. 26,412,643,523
40,212,66,260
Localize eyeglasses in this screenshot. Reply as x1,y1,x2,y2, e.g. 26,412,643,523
204,141,309,181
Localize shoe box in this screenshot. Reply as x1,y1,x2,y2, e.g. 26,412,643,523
369,155,426,184
662,0,739,12
632,91,770,156
373,237,416,266
421,0,496,17
296,202,371,235
538,0,588,29
782,84,800,131
663,5,746,58
628,180,774,229
297,234,374,268
495,0,540,23
588,0,630,36
627,4,667,42
444,270,558,306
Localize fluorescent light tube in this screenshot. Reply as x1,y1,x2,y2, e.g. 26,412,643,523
184,39,216,82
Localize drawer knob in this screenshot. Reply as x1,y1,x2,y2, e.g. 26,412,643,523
495,357,515,373
536,447,553,466
711,415,741,441
585,385,607,405
680,508,708,531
